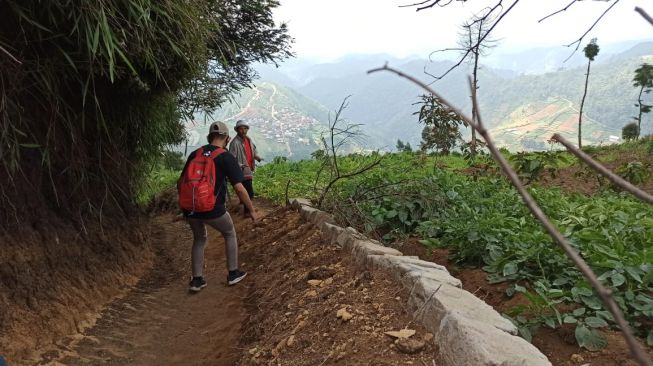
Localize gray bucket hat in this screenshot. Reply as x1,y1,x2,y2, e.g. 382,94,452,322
234,120,250,131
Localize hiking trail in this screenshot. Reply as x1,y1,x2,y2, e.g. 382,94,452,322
38,200,275,366
29,199,438,366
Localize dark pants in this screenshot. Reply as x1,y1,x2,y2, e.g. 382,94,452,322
242,179,254,214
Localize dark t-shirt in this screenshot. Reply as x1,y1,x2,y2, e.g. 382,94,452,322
181,144,245,219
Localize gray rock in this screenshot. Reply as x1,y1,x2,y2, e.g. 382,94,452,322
300,205,319,221
409,279,516,335
366,254,448,274
435,312,551,366
350,240,402,263
366,255,461,289
290,198,312,209
336,228,366,250
395,338,426,354
401,268,462,289
312,211,335,229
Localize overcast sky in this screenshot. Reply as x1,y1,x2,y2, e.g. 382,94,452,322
274,0,653,61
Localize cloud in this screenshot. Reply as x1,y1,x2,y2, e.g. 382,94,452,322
274,0,653,61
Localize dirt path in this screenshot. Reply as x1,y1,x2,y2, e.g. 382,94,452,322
42,201,277,366
31,199,440,366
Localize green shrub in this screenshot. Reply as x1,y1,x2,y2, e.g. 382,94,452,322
509,151,568,184
616,161,649,185
622,122,640,141
162,151,185,171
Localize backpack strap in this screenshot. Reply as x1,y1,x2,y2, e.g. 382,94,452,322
209,147,226,158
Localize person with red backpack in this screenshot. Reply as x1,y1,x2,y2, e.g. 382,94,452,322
178,121,257,292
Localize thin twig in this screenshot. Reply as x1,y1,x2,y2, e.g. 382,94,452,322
539,0,577,23
551,134,653,205
284,179,291,206
399,0,433,8
564,0,621,62
367,64,653,366
0,44,21,64
635,6,653,26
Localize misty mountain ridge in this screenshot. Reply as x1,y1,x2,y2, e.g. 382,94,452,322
200,41,653,159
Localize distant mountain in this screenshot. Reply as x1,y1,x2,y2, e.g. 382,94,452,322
483,41,653,74
187,42,653,158
287,42,653,150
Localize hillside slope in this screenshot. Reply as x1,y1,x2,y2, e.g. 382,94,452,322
185,82,330,159
296,44,653,150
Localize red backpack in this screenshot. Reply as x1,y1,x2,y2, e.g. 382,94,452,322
178,147,225,213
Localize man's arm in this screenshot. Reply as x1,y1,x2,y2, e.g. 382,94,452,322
221,152,258,221
233,183,258,221
253,141,263,162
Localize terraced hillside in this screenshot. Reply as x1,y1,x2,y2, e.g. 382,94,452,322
184,82,330,159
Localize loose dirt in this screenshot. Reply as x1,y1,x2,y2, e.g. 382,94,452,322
236,206,438,366
14,199,439,366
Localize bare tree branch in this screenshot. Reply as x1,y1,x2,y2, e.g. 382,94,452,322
398,0,433,9
539,0,577,23
564,0,621,61
316,97,384,208
426,0,519,81
551,134,653,205
367,64,653,366
635,6,653,26
399,0,455,11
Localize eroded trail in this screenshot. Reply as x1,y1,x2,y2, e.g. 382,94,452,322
38,199,437,366
45,201,277,366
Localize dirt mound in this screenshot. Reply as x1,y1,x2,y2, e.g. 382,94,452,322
0,215,153,365
146,187,180,215
237,206,439,365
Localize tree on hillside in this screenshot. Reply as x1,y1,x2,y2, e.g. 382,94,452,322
577,38,600,149
396,139,413,152
633,63,653,138
416,94,464,155
622,122,640,141
426,10,497,156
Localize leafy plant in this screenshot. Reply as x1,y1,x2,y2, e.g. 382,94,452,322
616,161,649,185
161,150,185,171
509,151,568,184
416,94,465,155
273,156,288,164
255,147,653,349
0,0,292,225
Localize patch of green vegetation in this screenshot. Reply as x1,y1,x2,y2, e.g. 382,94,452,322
136,150,184,206
256,142,653,349
137,168,180,207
